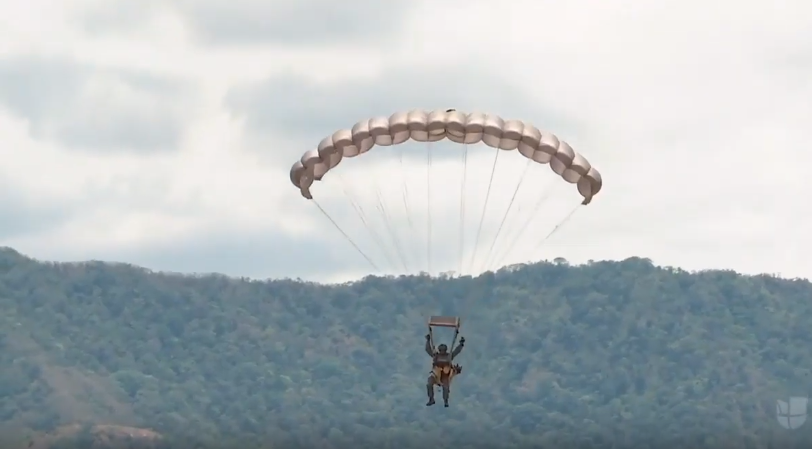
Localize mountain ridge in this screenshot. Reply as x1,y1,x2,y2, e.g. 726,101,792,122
1,248,811,448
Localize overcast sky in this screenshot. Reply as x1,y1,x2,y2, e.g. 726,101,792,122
0,0,809,283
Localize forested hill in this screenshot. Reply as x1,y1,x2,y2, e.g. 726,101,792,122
2,247,812,449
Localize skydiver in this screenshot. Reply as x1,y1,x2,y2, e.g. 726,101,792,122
425,334,465,407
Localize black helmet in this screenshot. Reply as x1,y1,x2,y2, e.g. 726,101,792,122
438,344,448,353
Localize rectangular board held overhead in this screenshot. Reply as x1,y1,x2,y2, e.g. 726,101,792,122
428,316,460,328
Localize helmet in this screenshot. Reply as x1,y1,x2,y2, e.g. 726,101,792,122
438,344,448,353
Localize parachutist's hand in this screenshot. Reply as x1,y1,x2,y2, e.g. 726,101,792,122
459,337,465,345
425,334,431,341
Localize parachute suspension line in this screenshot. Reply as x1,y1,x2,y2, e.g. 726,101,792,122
426,141,433,275
490,177,559,269
398,147,417,269
528,204,582,257
373,180,409,272
468,148,501,274
336,173,397,270
458,144,469,276
312,199,380,272
480,159,532,272
366,162,409,272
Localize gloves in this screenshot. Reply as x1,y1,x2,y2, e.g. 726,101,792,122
425,334,431,341
459,337,465,345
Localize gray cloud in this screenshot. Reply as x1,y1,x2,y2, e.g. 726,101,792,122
114,226,361,280
0,57,189,153
0,177,74,240
77,0,160,35
226,64,586,163
174,0,413,46
80,0,412,46
0,168,194,245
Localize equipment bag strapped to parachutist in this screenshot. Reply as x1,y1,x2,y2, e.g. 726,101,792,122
427,315,461,354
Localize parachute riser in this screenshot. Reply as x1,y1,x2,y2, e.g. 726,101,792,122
427,315,461,353
449,327,460,355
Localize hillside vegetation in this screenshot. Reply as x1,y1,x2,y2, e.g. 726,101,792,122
1,247,812,448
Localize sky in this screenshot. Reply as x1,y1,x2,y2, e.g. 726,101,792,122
0,0,810,283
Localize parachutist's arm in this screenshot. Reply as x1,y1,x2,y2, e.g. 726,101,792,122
451,344,464,360
425,340,434,357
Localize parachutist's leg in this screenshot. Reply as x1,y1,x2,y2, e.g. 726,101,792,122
442,379,450,407
426,375,436,406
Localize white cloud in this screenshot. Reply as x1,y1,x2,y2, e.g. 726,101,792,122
0,0,810,281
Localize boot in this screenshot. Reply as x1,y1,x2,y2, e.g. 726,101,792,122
426,385,435,406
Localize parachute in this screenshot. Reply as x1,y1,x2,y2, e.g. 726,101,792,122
289,109,603,277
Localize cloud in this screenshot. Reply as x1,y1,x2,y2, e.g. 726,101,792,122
0,176,74,240
79,0,414,47
0,56,193,153
1,0,812,282
95,226,352,281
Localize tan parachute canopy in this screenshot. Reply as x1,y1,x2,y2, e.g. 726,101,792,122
288,109,603,276
290,109,602,204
